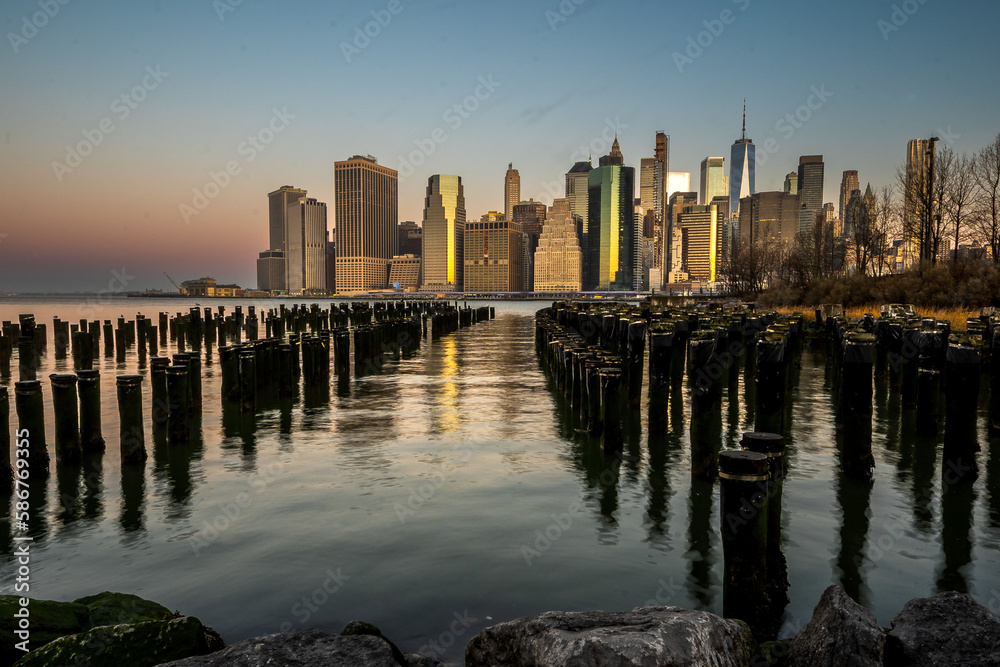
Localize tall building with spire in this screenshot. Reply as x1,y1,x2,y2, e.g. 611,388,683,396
334,155,398,293
729,101,755,217
421,174,466,291
839,170,859,222
587,136,636,290
504,163,520,221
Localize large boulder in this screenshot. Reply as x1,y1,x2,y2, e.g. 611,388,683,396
0,596,90,665
884,591,1000,666
14,616,224,666
75,591,172,627
465,606,756,666
157,628,402,666
786,585,884,666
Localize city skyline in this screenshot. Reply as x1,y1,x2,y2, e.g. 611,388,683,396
1,0,997,291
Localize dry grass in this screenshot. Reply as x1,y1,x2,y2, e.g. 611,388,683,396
770,305,979,331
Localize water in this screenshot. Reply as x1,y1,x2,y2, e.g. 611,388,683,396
1,296,999,665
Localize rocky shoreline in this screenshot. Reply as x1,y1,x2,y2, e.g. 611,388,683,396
3,586,999,666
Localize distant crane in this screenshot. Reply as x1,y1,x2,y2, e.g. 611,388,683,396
163,272,185,295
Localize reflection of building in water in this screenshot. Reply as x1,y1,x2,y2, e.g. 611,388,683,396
426,335,462,435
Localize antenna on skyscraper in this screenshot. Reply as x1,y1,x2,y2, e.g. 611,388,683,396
741,99,746,141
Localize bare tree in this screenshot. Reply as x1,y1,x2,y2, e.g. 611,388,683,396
972,133,1000,263
871,185,898,276
937,147,977,262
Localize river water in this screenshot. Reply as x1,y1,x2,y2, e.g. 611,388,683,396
0,296,998,664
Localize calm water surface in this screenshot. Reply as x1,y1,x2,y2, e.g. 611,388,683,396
0,296,998,665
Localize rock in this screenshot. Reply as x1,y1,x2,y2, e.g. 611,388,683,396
403,653,443,667
884,590,1000,666
465,606,755,667
786,585,884,666
157,628,401,666
74,591,172,627
342,620,408,665
0,595,90,665
14,616,224,667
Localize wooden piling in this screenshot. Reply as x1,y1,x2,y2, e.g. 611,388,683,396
720,449,770,632
116,376,146,463
15,380,48,473
49,374,81,463
75,369,105,453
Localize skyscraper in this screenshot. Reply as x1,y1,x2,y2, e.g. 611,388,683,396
666,172,692,200
513,199,547,291
783,172,798,195
464,211,523,292
639,158,662,220
797,155,825,238
730,102,755,217
700,157,726,206
654,132,670,286
334,155,398,293
675,204,723,282
587,137,636,290
904,139,935,264
534,199,582,292
285,197,328,295
259,185,307,293
421,174,466,291
257,250,285,293
566,161,592,287
504,163,520,221
268,185,307,251
839,170,859,222
739,191,800,244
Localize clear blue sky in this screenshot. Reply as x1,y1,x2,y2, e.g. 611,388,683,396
1,0,997,291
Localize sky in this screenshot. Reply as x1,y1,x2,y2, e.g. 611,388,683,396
1,0,998,292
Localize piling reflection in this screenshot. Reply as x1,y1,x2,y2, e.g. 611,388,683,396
936,462,976,594
119,463,145,534
75,452,102,523
988,436,1000,529
686,477,716,610
55,461,82,525
833,455,873,606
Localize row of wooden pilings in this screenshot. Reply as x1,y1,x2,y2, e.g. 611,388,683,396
535,301,797,637
0,300,495,493
822,309,989,483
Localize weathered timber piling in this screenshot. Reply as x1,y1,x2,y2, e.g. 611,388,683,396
839,333,876,480
103,321,114,357
625,320,645,409
754,332,787,434
0,334,12,377
0,386,11,493
719,449,770,635
238,348,256,413
18,315,37,381
150,358,170,428
74,369,105,453
166,365,189,443
917,368,941,432
944,335,982,456
117,375,146,463
219,346,240,403
991,323,1000,436
278,344,295,397
15,380,48,473
49,374,81,463
53,318,69,359
740,432,784,564
600,368,623,453
184,352,202,411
